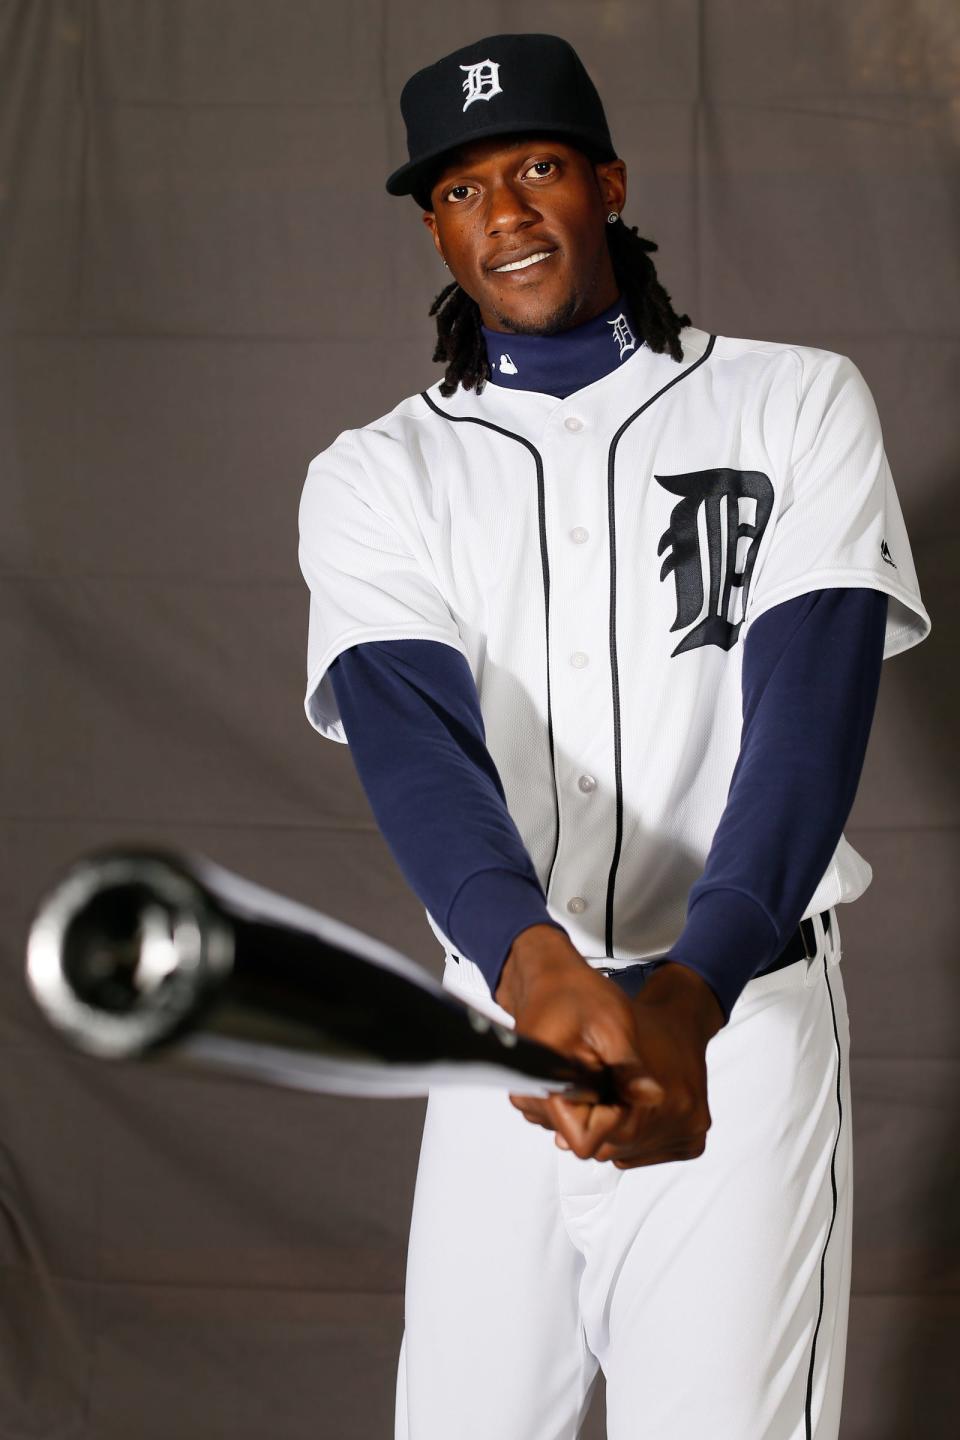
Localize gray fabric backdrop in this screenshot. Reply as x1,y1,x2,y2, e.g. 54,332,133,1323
1,2,958,1436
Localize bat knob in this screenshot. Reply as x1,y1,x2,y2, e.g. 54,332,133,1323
25,848,233,1059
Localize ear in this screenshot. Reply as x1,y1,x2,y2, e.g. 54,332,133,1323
595,157,627,217
422,211,444,260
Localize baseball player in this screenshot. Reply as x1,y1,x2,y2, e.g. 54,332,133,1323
296,33,930,1440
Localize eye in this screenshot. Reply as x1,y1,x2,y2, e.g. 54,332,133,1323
442,159,557,203
524,159,557,178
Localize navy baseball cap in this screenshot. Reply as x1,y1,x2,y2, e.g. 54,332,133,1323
385,33,618,210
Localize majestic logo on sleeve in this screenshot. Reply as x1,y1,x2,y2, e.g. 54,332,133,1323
460,60,503,111
656,468,774,656
608,313,636,361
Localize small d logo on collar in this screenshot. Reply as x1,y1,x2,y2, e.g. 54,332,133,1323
608,313,637,361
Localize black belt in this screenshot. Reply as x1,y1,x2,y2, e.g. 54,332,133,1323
596,910,832,987
452,910,832,985
755,909,832,976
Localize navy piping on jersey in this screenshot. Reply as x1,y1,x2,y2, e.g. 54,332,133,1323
418,391,564,905
420,333,717,955
602,332,717,951
806,955,844,1439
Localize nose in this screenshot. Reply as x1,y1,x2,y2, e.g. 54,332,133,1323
484,178,542,236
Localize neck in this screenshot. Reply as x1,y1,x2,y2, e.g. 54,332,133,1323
480,294,642,399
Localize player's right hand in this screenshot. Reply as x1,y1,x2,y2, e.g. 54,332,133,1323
496,931,662,1128
497,930,716,1167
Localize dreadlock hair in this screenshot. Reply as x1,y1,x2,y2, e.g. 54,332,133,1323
428,217,691,398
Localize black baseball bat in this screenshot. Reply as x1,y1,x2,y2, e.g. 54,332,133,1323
24,845,620,1104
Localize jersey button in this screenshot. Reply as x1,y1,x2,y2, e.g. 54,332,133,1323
563,415,584,432
578,774,597,793
570,527,589,544
566,896,588,914
570,651,589,668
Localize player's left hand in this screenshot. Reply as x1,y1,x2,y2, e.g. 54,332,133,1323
510,962,725,1169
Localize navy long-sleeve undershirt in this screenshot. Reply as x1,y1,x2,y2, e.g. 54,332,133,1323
327,586,887,1023
663,587,887,1019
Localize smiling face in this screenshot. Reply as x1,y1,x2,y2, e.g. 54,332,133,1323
421,134,627,336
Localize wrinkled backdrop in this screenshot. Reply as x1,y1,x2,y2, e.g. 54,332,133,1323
1,2,958,1436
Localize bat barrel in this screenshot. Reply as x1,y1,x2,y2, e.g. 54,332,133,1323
25,848,235,1060
25,846,620,1104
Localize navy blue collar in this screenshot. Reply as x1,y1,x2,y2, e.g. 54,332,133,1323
481,295,641,399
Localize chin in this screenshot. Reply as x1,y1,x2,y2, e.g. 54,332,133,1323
489,288,581,337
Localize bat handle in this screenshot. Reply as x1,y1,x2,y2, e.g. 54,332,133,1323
558,1063,622,1107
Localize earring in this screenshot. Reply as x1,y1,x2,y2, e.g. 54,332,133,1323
607,212,619,224
441,257,449,267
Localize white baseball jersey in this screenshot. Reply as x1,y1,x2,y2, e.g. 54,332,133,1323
298,325,930,968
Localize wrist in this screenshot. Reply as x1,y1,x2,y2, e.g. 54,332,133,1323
494,923,582,1012
636,960,726,1041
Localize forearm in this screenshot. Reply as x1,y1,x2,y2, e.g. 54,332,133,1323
328,638,568,992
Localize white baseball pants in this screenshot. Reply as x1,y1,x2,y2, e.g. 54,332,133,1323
395,910,852,1440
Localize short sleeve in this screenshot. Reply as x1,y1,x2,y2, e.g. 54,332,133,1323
297,432,469,742
743,351,931,659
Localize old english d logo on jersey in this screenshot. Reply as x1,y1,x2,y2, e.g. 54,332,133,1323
656,468,774,656
607,312,636,361
460,59,502,111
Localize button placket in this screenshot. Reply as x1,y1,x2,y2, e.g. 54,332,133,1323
540,413,611,939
